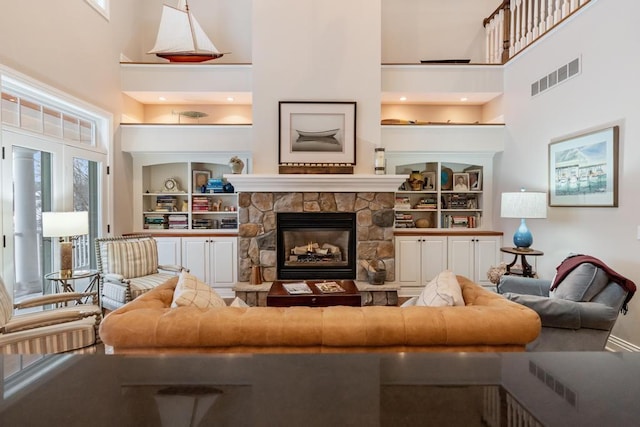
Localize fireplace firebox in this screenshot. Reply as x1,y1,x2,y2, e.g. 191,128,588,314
276,212,356,280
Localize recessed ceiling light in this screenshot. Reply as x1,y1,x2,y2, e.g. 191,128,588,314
158,96,167,101
227,97,235,102
399,96,407,102
460,97,468,102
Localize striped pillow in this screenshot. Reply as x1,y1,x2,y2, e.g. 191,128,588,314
105,239,159,279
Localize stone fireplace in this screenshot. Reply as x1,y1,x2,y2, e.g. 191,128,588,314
230,174,406,285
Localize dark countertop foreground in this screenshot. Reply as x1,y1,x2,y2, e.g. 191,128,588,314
0,352,637,426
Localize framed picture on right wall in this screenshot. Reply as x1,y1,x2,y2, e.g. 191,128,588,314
548,125,619,207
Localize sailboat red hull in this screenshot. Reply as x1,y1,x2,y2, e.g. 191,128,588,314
156,53,224,62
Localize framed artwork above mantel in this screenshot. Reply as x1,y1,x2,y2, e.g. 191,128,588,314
548,125,619,207
278,101,356,174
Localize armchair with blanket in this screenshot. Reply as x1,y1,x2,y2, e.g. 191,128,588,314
498,254,636,351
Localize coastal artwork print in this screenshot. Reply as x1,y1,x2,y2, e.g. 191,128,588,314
548,125,618,207
290,113,344,153
279,101,356,165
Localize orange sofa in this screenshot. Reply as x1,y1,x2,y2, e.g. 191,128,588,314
99,275,541,354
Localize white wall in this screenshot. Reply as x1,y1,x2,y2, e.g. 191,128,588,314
0,1,141,234
382,0,496,63
252,0,382,174
497,0,640,345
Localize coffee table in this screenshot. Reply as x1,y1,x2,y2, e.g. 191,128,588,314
267,280,362,307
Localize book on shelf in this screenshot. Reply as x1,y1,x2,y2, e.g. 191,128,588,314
283,282,313,294
442,214,478,228
315,281,345,293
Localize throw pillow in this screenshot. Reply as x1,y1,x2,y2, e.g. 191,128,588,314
229,297,250,307
400,296,418,307
171,271,226,308
550,263,609,302
416,270,465,307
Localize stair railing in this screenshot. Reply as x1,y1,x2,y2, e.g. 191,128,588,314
484,0,592,64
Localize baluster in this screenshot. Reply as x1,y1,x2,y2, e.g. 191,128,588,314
498,9,506,63
532,0,540,39
526,0,533,45
493,17,500,63
539,0,547,33
562,0,571,18
485,20,491,63
570,0,578,12
509,0,516,57
554,0,562,23
547,0,555,28
514,0,522,53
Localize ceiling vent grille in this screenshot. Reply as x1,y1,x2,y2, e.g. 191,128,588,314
531,57,581,97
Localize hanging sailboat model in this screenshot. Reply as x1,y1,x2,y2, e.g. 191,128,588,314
148,0,226,62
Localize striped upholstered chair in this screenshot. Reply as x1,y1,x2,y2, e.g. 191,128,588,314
0,277,101,354
95,234,186,311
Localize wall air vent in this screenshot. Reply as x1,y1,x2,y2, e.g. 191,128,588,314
531,57,581,97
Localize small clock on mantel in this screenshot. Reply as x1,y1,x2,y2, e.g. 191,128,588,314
161,178,181,193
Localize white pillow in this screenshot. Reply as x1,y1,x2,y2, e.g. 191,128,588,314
416,270,464,307
171,271,226,308
400,296,418,307
229,297,250,307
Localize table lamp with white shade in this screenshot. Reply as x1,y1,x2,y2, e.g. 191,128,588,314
42,211,89,278
500,190,547,249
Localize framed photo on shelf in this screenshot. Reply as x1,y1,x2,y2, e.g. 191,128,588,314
192,170,211,193
452,173,470,191
465,169,482,191
422,171,436,190
548,125,619,207
278,101,356,165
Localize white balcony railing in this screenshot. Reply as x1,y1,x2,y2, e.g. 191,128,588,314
484,0,592,64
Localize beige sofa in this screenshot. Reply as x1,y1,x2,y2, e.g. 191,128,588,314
99,275,541,354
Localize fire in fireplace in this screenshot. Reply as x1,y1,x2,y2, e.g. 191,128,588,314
276,212,356,280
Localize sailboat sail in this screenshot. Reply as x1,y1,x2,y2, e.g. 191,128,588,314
148,0,222,61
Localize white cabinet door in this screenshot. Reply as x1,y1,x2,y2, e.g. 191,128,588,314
181,236,237,294
181,237,209,283
421,236,448,282
155,237,182,267
209,237,237,289
395,236,424,287
395,236,447,288
447,235,501,286
447,236,475,280
474,236,501,287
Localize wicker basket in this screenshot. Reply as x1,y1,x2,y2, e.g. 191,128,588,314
367,259,387,285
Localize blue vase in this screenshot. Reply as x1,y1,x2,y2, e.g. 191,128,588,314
513,218,533,248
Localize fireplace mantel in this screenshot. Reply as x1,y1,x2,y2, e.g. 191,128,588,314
223,174,407,192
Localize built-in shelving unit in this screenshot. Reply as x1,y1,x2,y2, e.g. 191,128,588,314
131,154,250,233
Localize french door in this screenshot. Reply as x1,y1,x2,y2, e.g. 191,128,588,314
1,130,106,300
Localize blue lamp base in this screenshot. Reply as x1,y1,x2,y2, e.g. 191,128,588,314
513,218,533,248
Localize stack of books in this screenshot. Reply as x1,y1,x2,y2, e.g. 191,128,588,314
192,218,212,229
414,197,437,209
155,195,177,212
395,212,415,228
206,178,225,193
167,214,188,229
220,217,238,229
144,214,167,229
442,214,478,228
192,196,211,212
